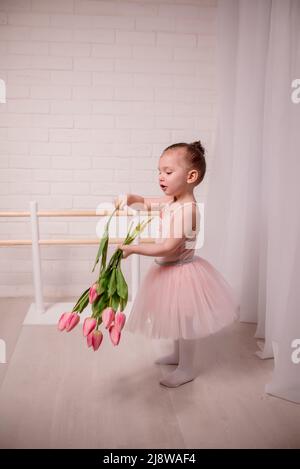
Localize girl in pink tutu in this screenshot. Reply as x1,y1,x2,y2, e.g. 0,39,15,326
117,141,240,388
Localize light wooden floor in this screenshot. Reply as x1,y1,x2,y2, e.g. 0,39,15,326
0,297,299,449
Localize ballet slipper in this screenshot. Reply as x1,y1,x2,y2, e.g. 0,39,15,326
159,338,197,388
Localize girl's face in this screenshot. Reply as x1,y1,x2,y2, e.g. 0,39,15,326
158,150,190,196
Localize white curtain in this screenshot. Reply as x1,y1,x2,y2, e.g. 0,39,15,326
201,0,300,403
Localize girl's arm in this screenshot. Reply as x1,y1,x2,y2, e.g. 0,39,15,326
129,242,171,258
115,193,173,211
121,233,184,258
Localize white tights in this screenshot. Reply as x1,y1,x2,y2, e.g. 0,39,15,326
158,338,198,388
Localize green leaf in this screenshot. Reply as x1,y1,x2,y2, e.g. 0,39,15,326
116,267,128,300
72,287,90,313
119,296,125,312
92,291,108,318
78,292,90,314
97,275,108,295
111,291,120,312
92,232,108,273
107,267,117,297
106,248,122,271
100,238,109,273
91,295,101,317
98,295,109,316
121,293,128,312
92,205,119,273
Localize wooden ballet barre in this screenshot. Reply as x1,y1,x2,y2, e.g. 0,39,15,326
0,237,157,247
0,209,159,218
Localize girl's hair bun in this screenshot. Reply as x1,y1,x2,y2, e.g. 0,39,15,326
190,140,205,158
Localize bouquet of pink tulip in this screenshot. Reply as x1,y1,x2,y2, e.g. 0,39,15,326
58,202,153,351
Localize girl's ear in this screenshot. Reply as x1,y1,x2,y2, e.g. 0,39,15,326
187,169,198,184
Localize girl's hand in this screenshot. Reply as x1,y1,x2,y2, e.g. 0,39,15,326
117,244,133,259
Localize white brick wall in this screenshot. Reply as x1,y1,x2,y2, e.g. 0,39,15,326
0,0,218,298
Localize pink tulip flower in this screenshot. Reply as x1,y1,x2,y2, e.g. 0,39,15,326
65,313,80,332
115,312,126,332
83,317,97,337
102,307,115,329
87,330,103,351
109,324,121,346
89,283,99,304
58,312,73,331
87,330,93,348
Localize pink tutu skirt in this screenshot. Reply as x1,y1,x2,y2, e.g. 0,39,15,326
124,255,240,340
